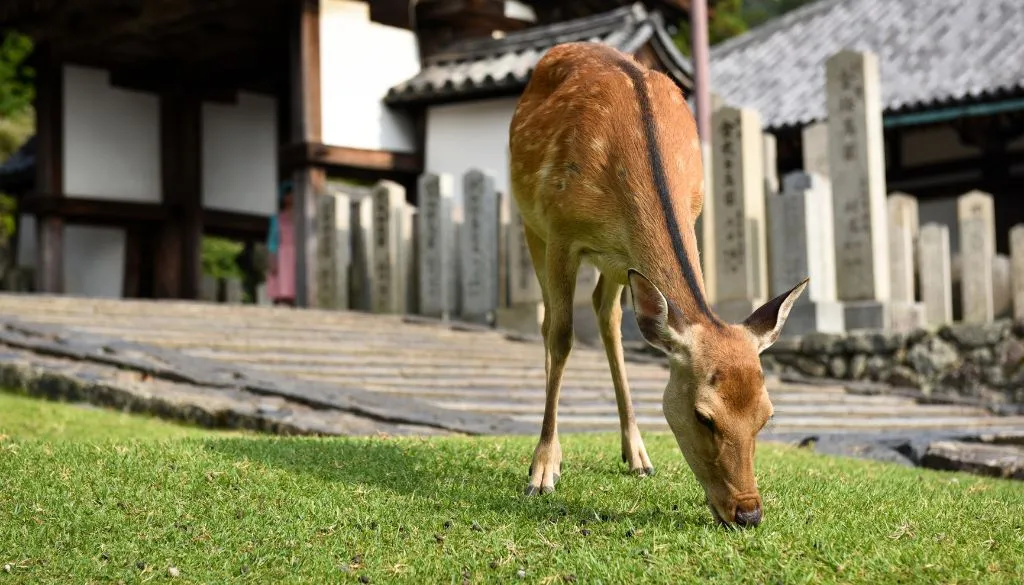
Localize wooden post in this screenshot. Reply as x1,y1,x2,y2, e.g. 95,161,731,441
288,0,323,307
33,45,64,293
156,91,203,299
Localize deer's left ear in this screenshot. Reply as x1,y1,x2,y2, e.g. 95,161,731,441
743,278,809,353
628,268,685,355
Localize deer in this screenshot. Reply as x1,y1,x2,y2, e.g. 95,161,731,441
507,41,808,529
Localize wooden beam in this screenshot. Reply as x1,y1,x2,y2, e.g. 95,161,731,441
203,209,271,241
109,66,241,103
32,45,64,294
156,92,185,299
52,0,241,52
154,91,204,300
122,226,143,298
289,0,323,308
279,142,422,175
20,195,170,223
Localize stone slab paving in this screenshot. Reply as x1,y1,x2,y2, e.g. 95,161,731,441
2,293,1024,440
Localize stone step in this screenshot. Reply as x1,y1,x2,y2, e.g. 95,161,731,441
432,400,990,418
355,387,910,405
249,363,674,382
289,372,828,393
173,342,582,363
59,322,522,346
518,414,1024,431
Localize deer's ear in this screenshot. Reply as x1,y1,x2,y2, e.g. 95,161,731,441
743,278,809,353
628,269,681,355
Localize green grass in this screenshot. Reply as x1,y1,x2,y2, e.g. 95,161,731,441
1,392,1022,584
0,391,245,442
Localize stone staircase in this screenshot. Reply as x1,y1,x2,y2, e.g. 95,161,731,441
2,293,1024,440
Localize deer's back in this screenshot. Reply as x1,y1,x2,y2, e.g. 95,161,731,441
508,42,705,285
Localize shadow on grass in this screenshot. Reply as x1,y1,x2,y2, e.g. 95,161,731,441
202,434,713,529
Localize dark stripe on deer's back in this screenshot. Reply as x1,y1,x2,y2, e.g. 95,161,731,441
613,59,718,324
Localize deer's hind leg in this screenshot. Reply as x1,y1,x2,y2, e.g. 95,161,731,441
523,224,580,496
592,274,654,476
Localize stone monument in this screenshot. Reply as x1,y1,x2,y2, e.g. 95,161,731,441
369,180,408,314
459,169,500,324
315,191,351,310
417,172,456,319
825,49,923,330
1011,224,1024,320
711,106,769,322
918,223,953,326
766,171,844,335
957,190,996,323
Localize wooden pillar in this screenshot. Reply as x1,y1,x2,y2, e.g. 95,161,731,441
288,0,324,307
156,92,203,298
33,46,64,293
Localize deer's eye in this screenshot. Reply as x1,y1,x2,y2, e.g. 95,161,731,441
708,371,718,386
695,410,715,433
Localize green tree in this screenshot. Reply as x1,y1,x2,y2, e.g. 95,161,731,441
673,0,820,54
673,0,748,56
742,0,819,28
0,31,34,118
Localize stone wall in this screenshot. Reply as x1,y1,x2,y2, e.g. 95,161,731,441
762,320,1024,406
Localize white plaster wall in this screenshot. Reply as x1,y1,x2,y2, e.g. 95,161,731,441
63,225,126,298
63,65,161,202
202,93,278,216
17,218,125,297
320,0,419,152
15,213,35,267
425,98,519,205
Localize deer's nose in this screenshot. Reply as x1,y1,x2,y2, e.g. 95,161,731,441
734,502,762,528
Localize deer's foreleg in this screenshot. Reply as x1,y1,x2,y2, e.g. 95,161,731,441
593,274,654,476
524,229,579,496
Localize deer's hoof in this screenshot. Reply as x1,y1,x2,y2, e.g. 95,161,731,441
525,444,562,496
632,465,656,477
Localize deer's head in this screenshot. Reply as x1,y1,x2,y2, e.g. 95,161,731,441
627,269,808,529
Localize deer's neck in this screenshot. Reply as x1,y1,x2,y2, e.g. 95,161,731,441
632,210,721,329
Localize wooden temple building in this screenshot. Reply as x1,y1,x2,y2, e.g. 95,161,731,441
0,0,702,303
1,0,1020,304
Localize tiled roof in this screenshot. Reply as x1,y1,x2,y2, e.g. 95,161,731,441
384,3,694,107
709,0,1024,130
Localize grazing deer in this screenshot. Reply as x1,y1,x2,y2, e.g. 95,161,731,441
507,42,808,528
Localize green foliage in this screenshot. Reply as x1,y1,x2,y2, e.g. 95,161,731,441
1,393,1023,583
201,236,244,279
0,30,34,118
0,194,15,241
743,0,820,28
0,106,33,161
673,0,819,55
673,0,748,56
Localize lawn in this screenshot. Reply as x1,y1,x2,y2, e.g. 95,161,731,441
1,391,1022,584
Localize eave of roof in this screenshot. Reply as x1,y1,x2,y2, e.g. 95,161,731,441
384,2,694,108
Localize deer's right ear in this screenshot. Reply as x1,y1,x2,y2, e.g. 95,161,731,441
627,269,679,354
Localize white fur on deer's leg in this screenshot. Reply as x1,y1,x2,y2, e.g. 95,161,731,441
525,242,580,496
593,274,654,476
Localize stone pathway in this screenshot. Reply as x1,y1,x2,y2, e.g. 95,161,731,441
2,294,1024,441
